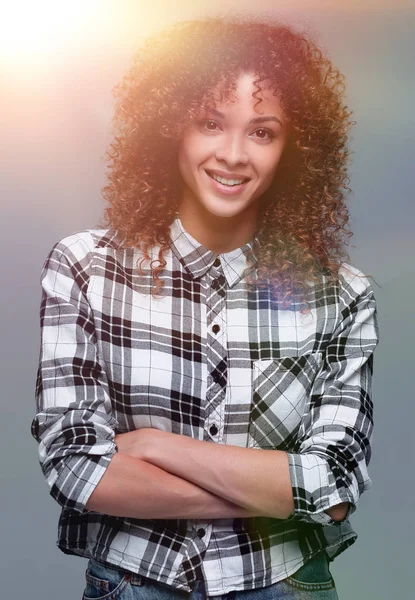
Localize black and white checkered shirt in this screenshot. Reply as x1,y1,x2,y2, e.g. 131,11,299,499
31,217,379,596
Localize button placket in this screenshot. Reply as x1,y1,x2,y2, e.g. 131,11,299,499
204,267,227,442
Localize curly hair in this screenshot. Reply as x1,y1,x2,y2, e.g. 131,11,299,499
101,16,353,306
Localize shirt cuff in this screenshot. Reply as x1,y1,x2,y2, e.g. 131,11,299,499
49,443,117,513
286,452,347,526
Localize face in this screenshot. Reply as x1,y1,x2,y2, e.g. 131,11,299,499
178,72,288,222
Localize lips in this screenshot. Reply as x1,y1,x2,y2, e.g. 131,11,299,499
204,169,251,196
205,169,251,186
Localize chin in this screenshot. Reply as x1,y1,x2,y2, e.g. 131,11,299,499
205,206,248,220
201,197,256,220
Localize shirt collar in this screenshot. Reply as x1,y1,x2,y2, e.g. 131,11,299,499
168,217,258,288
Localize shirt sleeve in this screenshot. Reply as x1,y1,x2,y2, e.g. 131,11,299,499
285,267,379,526
30,235,118,513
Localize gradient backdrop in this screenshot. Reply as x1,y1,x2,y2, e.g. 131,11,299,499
1,1,414,598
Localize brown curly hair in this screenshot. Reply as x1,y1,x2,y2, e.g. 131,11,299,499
101,16,353,305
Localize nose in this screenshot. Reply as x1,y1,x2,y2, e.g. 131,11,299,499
215,132,249,167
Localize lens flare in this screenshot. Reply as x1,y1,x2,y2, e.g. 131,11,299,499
0,0,100,62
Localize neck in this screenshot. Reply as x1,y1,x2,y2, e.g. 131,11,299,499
177,201,258,254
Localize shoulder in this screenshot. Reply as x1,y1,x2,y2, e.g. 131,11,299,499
44,228,123,265
41,229,125,284
51,229,121,258
312,262,375,305
334,263,378,339
312,263,377,332
337,262,375,301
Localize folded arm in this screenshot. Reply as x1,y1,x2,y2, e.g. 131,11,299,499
115,428,348,521
85,452,258,519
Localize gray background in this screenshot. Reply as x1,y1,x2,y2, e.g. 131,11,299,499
1,1,414,598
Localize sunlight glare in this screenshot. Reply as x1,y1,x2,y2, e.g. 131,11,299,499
0,0,101,62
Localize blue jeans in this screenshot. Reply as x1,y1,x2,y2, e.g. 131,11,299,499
82,551,339,599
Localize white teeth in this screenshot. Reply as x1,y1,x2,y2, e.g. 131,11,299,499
210,173,246,186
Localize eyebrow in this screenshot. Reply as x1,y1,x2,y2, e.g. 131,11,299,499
206,107,283,127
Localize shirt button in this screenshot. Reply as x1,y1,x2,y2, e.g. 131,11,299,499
197,528,206,538
211,279,219,289
212,324,220,334
212,371,221,384
213,258,221,268
209,424,218,436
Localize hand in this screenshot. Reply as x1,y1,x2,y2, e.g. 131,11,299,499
114,428,170,461
325,501,350,522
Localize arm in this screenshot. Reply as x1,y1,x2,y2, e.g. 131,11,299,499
284,270,379,525
121,269,377,525
86,452,257,519
31,237,117,513
135,431,294,519
117,429,347,521
31,236,256,520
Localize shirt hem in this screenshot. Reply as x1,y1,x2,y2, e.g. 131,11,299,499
57,530,357,596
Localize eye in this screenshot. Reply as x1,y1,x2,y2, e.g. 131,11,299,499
200,119,221,132
251,128,275,141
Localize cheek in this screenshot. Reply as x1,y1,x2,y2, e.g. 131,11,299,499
253,148,285,194
267,142,287,173
178,143,194,185
258,153,283,183
178,135,205,179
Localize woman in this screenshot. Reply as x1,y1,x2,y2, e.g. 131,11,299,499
31,16,378,599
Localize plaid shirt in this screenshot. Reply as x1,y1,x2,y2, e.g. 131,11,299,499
31,217,378,596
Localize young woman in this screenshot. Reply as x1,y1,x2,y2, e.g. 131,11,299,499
32,17,379,599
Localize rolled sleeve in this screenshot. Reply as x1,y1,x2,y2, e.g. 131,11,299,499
31,236,118,513
286,268,379,526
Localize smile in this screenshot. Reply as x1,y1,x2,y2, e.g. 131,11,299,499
206,170,250,187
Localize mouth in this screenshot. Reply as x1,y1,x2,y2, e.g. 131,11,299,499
205,169,251,187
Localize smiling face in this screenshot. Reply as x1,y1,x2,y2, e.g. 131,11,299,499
178,73,288,231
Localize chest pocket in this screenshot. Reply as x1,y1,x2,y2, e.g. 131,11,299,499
248,352,323,450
